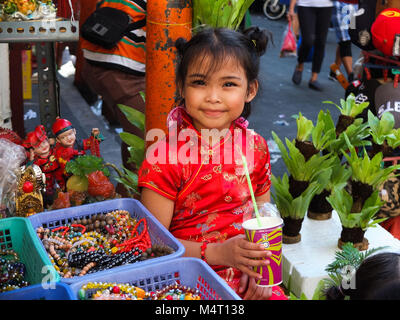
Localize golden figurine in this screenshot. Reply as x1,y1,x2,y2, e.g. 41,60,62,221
15,164,45,217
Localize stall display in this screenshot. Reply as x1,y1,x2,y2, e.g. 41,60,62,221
28,199,185,284
0,249,29,292
0,0,56,21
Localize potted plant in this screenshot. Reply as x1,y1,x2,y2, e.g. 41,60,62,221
326,187,385,250
323,93,370,136
272,131,335,199
308,157,351,220
272,174,320,244
367,110,400,158
342,134,400,214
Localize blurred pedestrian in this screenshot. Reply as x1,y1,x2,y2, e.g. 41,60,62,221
80,0,146,175
288,0,334,91
329,1,358,83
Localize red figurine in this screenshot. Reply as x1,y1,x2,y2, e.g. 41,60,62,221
52,118,103,173
23,125,65,207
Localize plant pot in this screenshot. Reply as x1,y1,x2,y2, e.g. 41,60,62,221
338,226,369,251
288,175,309,199
282,217,304,244
295,139,319,161
335,114,354,136
308,189,332,220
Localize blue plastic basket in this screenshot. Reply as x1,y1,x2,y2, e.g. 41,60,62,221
0,217,59,299
0,282,74,300
28,198,185,284
69,257,241,300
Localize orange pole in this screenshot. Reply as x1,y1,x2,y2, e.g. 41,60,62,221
145,0,192,143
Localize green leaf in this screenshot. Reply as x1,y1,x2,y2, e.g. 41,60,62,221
117,104,145,133
295,112,314,142
65,155,109,177
119,132,145,151
368,110,395,145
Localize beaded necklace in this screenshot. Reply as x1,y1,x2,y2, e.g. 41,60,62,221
0,250,30,292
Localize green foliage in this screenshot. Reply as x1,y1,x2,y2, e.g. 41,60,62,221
112,166,140,196
323,93,369,118
271,174,320,219
318,243,387,299
272,131,336,183
65,155,110,178
326,188,386,229
387,128,400,149
293,112,314,142
342,133,400,188
116,95,146,196
192,0,254,30
368,110,396,145
326,157,352,192
311,110,336,151
327,119,371,154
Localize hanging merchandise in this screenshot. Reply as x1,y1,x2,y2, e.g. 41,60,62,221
348,0,377,51
371,8,400,57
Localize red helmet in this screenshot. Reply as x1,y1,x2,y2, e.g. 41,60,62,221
23,125,47,149
52,118,73,137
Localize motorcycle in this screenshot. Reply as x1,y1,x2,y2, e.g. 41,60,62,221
263,0,290,20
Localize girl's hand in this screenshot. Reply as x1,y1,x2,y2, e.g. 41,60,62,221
216,234,271,279
239,273,272,300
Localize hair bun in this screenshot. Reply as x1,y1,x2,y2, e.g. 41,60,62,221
175,37,187,56
243,26,273,57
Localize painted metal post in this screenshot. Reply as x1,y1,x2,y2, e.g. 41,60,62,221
145,0,192,144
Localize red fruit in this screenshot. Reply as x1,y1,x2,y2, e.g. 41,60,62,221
22,181,34,193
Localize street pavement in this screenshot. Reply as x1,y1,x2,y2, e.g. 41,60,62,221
23,11,360,187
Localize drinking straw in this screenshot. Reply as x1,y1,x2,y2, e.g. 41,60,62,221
241,153,262,227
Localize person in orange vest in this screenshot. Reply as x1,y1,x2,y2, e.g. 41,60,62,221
80,0,146,174
23,124,65,207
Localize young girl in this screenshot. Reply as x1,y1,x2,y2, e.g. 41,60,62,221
138,27,286,300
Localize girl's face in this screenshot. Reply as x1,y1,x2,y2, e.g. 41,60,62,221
182,56,258,133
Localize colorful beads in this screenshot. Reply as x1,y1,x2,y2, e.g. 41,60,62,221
78,282,201,300
0,249,30,293
36,210,175,278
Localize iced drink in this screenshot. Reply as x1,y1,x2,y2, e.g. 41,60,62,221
242,216,283,287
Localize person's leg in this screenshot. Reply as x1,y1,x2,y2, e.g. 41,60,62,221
292,6,316,84
309,6,333,89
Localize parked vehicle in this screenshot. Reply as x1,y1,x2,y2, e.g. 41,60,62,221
263,0,290,20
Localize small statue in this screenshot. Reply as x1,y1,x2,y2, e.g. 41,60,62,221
22,124,65,207
52,118,103,173
15,164,45,217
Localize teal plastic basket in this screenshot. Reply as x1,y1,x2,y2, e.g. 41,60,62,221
0,217,60,298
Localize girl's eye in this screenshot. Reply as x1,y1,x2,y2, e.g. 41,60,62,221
192,79,205,85
224,82,237,87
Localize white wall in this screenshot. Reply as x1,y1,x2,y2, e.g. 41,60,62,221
0,43,11,129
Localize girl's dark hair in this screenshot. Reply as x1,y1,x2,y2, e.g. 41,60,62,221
325,252,400,300
174,27,271,119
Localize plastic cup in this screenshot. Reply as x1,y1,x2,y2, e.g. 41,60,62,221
242,216,284,287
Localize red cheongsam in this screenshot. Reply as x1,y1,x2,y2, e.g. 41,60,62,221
138,107,287,300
